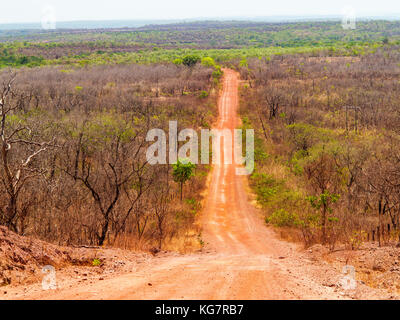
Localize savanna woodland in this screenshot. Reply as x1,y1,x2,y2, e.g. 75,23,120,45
1,20,400,251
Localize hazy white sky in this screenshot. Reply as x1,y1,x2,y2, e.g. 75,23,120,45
2,0,400,24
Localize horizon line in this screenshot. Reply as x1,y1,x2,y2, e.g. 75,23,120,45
1,14,400,29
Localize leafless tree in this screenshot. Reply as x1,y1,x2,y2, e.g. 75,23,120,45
0,74,56,232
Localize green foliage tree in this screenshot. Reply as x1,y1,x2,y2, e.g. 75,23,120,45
383,36,389,45
201,57,216,67
306,191,340,244
212,67,223,80
182,55,200,67
172,159,196,201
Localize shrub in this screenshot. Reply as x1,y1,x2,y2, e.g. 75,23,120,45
199,90,209,98
173,58,183,65
201,57,216,68
182,55,200,67
266,209,300,227
212,68,223,80
92,258,101,266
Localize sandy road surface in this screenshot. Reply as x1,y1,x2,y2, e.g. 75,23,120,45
5,69,395,300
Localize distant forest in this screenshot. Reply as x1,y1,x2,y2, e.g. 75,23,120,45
0,21,397,68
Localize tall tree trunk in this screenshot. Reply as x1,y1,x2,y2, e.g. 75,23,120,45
180,182,183,201
98,219,109,246
322,204,327,244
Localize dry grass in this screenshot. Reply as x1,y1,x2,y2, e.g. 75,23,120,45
164,229,203,254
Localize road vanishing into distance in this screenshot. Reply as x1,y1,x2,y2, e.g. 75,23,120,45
12,69,382,300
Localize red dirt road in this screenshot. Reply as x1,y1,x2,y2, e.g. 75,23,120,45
5,69,394,300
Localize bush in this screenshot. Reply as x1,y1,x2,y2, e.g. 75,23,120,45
266,209,300,227
199,90,209,98
201,57,216,68
182,55,200,67
173,58,183,65
250,173,284,206
92,258,101,266
212,68,223,80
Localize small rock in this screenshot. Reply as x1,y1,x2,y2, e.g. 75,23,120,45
148,283,152,286
372,264,385,272
149,247,160,256
322,282,336,288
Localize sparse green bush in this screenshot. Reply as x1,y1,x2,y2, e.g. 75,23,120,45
199,90,209,98
266,209,300,227
92,258,101,266
182,55,200,67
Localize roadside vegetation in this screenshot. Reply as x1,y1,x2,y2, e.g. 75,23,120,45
239,47,400,250
0,62,218,251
